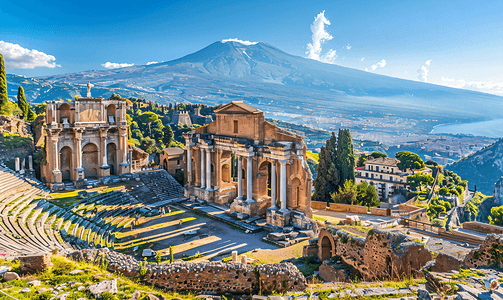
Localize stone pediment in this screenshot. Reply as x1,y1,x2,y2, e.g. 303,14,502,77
214,101,262,115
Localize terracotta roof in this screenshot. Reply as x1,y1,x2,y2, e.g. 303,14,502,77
163,147,185,156
365,157,399,167
214,101,262,114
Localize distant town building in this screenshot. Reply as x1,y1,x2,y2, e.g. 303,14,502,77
160,147,186,177
494,177,503,206
171,110,192,126
355,156,432,200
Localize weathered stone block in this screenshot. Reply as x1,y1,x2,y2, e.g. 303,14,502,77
20,252,53,274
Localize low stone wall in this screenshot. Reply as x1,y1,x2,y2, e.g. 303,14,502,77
310,201,389,216
462,222,503,235
70,248,307,294
311,201,328,210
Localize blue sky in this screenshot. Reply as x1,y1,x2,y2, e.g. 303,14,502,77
1,0,502,95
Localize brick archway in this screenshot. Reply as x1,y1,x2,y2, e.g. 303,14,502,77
317,228,336,261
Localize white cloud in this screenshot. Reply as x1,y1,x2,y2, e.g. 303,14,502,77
222,38,258,45
0,41,60,69
101,62,134,69
321,49,337,64
440,77,503,96
361,57,364,62
417,60,431,82
146,61,158,65
368,59,386,72
306,10,336,64
345,44,351,50
365,68,368,71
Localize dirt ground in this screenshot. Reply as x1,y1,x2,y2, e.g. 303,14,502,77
116,205,280,261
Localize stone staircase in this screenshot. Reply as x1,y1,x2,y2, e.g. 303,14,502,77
129,170,185,205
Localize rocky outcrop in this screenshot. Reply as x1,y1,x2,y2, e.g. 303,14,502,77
429,253,462,273
69,248,307,294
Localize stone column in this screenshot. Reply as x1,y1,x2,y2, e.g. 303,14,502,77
74,135,84,180
271,160,277,209
28,155,33,170
246,156,253,202
15,157,20,172
187,145,192,185
206,149,212,191
102,140,108,167
201,149,206,189
279,160,288,212
237,155,243,199
51,103,57,125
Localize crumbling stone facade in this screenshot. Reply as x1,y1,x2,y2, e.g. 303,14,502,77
183,101,313,228
38,97,137,189
310,227,432,281
463,233,503,269
70,248,307,295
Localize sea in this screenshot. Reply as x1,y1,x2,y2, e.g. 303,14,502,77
432,119,503,138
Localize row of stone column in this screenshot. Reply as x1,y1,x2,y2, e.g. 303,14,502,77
187,145,289,212
14,156,33,171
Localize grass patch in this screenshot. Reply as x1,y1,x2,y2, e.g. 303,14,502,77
451,268,486,279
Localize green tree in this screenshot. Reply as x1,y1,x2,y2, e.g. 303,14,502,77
162,125,174,145
336,129,355,185
371,152,387,158
313,132,339,202
26,105,36,122
17,86,29,119
35,103,47,115
357,153,368,167
331,180,357,205
356,182,379,207
109,93,122,100
0,54,10,115
407,173,434,191
489,206,503,226
396,151,425,171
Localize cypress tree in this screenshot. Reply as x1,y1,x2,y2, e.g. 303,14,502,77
0,54,9,115
26,106,36,122
336,129,355,186
312,132,339,202
17,86,29,119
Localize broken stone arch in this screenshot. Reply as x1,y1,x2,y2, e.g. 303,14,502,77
318,229,336,261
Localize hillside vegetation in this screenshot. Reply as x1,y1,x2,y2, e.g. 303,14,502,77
446,139,503,195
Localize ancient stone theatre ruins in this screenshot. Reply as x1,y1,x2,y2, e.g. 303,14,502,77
39,84,133,190
184,101,313,228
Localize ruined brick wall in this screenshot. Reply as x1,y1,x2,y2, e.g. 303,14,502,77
312,227,432,281
310,202,389,216
463,234,503,269
70,248,306,294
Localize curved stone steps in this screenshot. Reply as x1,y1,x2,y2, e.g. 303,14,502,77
44,215,67,251
8,216,50,252
34,211,56,249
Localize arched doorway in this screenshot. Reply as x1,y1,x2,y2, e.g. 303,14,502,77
60,146,72,182
82,143,99,178
258,161,271,198
107,143,117,175
321,235,333,261
59,103,71,124
291,178,302,208
163,159,168,170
